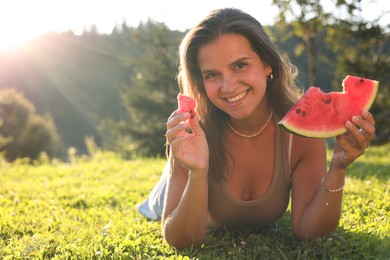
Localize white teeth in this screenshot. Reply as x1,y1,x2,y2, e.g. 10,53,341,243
226,90,248,103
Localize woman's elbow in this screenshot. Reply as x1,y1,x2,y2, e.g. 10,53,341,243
162,220,205,249
163,235,204,250
293,227,336,241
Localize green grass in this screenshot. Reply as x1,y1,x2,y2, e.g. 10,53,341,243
0,145,389,259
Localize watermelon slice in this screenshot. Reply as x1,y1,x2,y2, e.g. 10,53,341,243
177,93,196,118
278,75,379,138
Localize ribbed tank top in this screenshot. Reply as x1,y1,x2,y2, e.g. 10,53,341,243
208,126,292,228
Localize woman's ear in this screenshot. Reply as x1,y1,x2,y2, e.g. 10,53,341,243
265,64,272,75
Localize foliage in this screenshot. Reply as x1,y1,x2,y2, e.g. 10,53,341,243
0,88,62,161
0,5,389,156
0,145,388,258
103,21,182,157
326,16,390,144
272,0,390,145
272,0,331,87
0,30,127,154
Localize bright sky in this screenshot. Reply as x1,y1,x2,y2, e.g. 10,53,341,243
0,0,388,53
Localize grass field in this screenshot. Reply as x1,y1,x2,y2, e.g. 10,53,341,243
0,144,389,259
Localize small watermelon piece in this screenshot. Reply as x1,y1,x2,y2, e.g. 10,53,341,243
177,93,196,118
278,75,379,138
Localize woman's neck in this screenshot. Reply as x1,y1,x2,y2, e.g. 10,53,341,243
228,102,273,136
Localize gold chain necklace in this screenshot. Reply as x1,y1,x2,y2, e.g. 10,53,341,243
227,109,273,138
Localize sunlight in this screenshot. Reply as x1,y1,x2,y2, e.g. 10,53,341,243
0,30,31,53
0,0,278,54
0,0,387,53
0,1,51,53
0,4,35,52
0,0,141,53
0,0,277,54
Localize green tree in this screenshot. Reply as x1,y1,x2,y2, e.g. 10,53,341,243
271,0,377,87
326,12,390,144
15,114,61,160
0,88,33,137
273,0,390,144
104,21,182,157
272,0,331,86
0,88,62,161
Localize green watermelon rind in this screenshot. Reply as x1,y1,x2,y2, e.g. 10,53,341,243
278,77,379,138
360,80,379,111
278,121,348,138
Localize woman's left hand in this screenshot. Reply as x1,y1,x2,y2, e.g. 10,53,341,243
332,110,375,169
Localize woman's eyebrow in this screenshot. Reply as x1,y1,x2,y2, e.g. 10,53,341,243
229,57,252,66
200,69,216,76
201,57,253,75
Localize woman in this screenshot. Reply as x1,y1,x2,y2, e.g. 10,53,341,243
138,8,375,249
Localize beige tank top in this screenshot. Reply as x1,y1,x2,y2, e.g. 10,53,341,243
208,126,292,228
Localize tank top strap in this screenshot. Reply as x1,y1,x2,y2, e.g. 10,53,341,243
277,126,293,186
288,133,293,171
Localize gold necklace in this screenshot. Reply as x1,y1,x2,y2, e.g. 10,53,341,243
227,109,273,138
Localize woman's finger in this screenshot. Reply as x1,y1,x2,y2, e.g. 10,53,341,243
351,112,375,146
169,133,190,151
362,110,375,126
166,110,181,129
188,114,202,135
345,119,366,149
353,114,375,135
166,120,190,143
166,111,190,130
360,111,376,141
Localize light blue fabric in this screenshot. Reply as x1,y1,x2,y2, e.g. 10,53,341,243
137,162,169,220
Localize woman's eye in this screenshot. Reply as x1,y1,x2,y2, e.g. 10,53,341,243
204,72,218,80
235,62,247,70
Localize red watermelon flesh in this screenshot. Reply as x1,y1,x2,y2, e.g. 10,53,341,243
278,75,379,138
177,93,196,118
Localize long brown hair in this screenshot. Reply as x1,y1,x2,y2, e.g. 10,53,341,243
177,8,301,183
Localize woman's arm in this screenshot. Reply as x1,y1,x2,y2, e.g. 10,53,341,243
290,111,375,240
290,136,339,240
162,161,209,249
162,110,210,249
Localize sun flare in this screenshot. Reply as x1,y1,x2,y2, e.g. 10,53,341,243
0,2,42,53
0,0,387,54
0,29,34,53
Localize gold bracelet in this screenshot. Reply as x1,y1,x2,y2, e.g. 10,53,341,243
321,177,345,193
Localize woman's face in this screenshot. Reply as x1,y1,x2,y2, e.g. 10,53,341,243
197,33,271,121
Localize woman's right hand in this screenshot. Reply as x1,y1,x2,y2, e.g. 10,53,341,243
163,110,210,249
166,109,209,174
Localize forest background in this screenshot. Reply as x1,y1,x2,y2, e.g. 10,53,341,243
0,0,389,161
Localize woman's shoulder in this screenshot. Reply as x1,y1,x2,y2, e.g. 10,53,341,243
292,133,325,145
289,133,327,171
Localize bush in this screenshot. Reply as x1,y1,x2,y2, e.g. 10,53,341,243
0,88,62,161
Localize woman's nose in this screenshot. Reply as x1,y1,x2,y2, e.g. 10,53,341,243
221,74,238,93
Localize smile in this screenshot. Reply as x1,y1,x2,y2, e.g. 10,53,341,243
226,90,249,103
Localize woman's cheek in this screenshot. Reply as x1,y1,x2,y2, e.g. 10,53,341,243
204,83,219,102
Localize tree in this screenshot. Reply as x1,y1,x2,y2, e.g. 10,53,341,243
271,0,383,87
272,0,331,87
103,21,182,157
0,88,62,161
273,0,390,144
15,114,61,160
326,11,390,144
